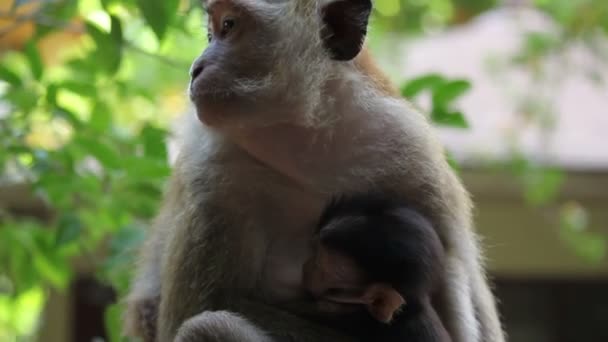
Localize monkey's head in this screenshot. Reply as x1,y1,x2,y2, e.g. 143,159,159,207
189,0,372,128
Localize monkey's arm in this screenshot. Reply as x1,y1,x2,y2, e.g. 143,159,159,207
437,170,505,342
124,175,186,342
175,311,273,342
224,297,357,342
170,293,357,342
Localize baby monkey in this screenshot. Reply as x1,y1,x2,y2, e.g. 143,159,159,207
303,193,452,342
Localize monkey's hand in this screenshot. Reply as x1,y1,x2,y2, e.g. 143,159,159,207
175,311,274,342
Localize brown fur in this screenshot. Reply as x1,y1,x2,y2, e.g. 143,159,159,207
353,47,401,98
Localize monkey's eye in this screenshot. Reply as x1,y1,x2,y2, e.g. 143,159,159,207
207,32,212,43
221,18,236,36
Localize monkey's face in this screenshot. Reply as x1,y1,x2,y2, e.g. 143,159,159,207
189,0,372,129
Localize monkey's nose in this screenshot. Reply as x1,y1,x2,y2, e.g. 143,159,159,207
190,65,204,80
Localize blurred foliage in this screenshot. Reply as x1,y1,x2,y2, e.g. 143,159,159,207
0,0,200,340
402,74,471,128
0,0,606,341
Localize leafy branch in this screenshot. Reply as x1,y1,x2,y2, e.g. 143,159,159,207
0,9,189,69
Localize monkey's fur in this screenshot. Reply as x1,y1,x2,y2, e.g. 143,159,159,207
124,0,505,341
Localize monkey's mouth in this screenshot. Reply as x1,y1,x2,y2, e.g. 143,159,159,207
189,84,232,103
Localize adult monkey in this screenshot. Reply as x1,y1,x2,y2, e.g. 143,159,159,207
124,0,505,341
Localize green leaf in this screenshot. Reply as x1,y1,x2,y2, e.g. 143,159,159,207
90,102,113,133
86,16,123,75
506,153,531,176
401,74,444,98
55,214,83,247
101,0,127,10
432,80,472,108
110,15,124,68
46,83,58,106
33,253,70,289
74,135,122,169
568,234,606,264
559,202,606,263
4,87,38,113
58,81,97,98
0,65,22,87
512,32,560,64
125,181,163,198
123,156,170,179
53,106,83,128
5,286,45,335
431,108,470,128
104,303,125,342
403,76,472,129
136,0,180,41
35,173,75,208
523,168,565,206
141,124,168,159
64,58,97,82
24,41,43,81
32,236,71,289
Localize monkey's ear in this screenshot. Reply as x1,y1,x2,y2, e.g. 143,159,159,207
320,0,372,61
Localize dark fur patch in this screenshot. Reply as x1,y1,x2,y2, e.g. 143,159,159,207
317,191,444,297
138,296,160,342
320,0,372,61
316,192,452,341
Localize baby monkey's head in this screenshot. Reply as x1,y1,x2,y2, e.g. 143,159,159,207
189,0,372,128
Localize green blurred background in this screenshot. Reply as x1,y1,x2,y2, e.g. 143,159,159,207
0,0,607,341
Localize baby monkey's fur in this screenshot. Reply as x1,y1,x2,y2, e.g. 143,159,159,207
303,192,452,341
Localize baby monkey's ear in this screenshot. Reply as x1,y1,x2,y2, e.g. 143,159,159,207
320,0,372,61
302,240,406,325
362,283,405,324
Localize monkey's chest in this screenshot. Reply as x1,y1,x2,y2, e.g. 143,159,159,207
223,139,388,302
260,231,314,301
252,188,324,302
